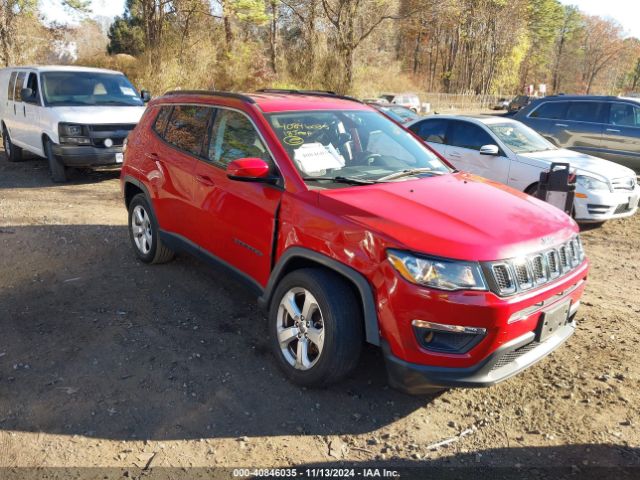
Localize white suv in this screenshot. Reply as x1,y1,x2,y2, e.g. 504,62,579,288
408,115,639,224
0,65,148,182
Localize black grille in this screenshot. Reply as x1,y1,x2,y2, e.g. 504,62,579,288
88,124,136,132
514,263,531,287
492,265,513,291
531,255,546,282
547,251,559,276
614,203,631,214
491,342,538,371
559,246,568,269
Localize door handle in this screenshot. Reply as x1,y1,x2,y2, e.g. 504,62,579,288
13,104,16,115
196,174,215,186
145,152,159,160
606,128,620,133
448,152,462,158
23,105,26,116
555,123,568,127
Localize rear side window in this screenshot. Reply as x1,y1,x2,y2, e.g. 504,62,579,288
207,110,270,167
13,72,26,102
529,101,568,120
411,119,448,144
164,105,212,156
448,121,494,151
153,106,172,135
565,102,603,123
7,72,17,101
609,103,640,127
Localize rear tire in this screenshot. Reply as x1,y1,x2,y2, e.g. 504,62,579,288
269,268,364,388
3,126,22,162
43,137,67,183
128,193,174,264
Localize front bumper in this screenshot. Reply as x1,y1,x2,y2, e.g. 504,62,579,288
384,316,576,394
51,144,124,167
574,187,639,222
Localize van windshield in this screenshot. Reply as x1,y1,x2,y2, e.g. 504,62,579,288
41,71,143,107
266,109,450,183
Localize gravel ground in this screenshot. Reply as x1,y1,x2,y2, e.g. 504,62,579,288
1,152,639,479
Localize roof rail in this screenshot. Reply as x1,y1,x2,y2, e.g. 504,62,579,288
254,88,362,104
162,90,256,104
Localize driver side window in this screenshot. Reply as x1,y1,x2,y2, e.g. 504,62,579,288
448,121,494,151
207,110,271,167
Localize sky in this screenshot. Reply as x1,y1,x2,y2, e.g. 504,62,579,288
40,0,640,40
559,0,640,39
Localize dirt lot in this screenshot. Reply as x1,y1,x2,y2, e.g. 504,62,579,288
1,152,639,478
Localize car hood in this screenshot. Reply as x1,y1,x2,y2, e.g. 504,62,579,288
52,106,147,125
516,149,635,180
318,172,577,262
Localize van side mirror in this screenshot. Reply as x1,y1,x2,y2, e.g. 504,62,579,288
141,90,151,103
479,144,500,156
21,88,35,103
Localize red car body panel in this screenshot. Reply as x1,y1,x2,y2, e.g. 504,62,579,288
121,91,589,391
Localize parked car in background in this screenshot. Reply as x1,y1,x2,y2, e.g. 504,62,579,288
121,89,588,394
378,92,421,112
492,97,510,110
0,65,150,182
366,101,421,124
514,95,640,173
508,95,532,113
408,115,639,223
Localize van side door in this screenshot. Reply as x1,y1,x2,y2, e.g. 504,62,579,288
9,70,28,148
22,71,44,155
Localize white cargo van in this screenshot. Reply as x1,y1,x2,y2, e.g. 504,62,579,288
0,65,149,182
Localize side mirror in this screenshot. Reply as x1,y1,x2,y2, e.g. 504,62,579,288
20,88,35,103
141,90,151,103
226,158,274,183
479,144,500,156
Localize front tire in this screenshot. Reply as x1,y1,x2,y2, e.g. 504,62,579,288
127,193,174,264
3,126,22,162
269,268,364,388
43,137,67,183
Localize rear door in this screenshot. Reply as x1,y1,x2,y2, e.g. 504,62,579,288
445,120,511,184
602,101,640,171
409,118,450,157
192,107,282,286
149,104,208,238
7,70,27,146
560,101,606,156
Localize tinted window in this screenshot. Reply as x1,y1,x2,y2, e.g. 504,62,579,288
609,103,640,127
25,72,39,103
13,72,26,102
208,110,270,167
565,102,603,123
7,72,16,101
529,101,568,120
411,119,448,144
448,121,495,151
164,105,211,156
153,106,172,135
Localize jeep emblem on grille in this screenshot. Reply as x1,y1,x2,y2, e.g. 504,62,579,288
540,235,554,245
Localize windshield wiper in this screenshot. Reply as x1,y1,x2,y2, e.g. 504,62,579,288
303,176,380,185
377,168,443,182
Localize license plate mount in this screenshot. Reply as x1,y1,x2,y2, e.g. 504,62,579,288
536,300,571,342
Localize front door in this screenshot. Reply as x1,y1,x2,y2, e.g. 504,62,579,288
445,120,511,184
22,71,43,155
192,107,282,287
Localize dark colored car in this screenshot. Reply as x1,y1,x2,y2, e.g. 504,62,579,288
515,95,640,172
120,89,587,394
508,95,532,113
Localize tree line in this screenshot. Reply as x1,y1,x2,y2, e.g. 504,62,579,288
1,0,639,97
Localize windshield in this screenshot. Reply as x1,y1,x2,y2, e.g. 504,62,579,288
266,110,450,184
487,122,556,154
41,72,143,107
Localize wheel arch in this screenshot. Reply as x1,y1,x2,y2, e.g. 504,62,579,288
260,247,381,346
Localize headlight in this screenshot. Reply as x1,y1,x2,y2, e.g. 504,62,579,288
387,250,487,291
576,175,610,192
59,123,85,137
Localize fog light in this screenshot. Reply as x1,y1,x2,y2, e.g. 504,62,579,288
104,138,114,148
412,320,486,354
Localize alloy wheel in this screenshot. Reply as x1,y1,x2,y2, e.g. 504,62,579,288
276,287,325,370
131,205,153,255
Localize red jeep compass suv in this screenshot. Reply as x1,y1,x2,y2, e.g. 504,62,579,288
120,89,588,394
